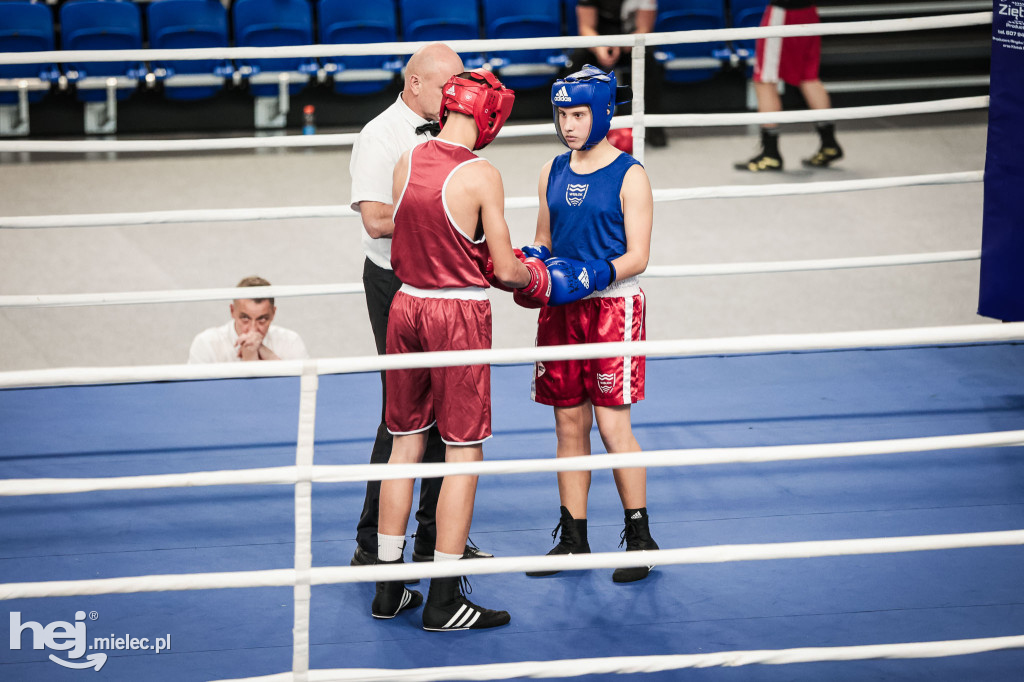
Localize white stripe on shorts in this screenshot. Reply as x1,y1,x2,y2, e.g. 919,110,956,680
622,292,634,405
761,6,786,83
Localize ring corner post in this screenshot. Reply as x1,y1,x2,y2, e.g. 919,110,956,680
978,2,1024,323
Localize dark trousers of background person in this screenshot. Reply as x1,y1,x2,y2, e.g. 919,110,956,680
568,47,666,145
356,257,446,555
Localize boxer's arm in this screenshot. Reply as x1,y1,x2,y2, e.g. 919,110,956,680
611,164,653,280
475,163,531,289
484,249,523,292
391,150,411,207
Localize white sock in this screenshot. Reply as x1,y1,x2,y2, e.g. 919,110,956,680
377,534,405,562
434,550,462,562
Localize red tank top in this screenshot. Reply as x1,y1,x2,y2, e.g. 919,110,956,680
391,140,491,290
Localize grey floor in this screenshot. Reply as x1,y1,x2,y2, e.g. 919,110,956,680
0,110,993,372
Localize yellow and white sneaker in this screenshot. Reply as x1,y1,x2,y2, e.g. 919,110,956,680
734,151,784,172
802,145,844,168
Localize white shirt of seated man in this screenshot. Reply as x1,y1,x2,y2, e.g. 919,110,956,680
188,297,309,363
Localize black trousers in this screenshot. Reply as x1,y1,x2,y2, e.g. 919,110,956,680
355,257,446,554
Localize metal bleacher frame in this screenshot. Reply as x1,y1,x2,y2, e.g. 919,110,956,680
481,0,569,91
0,2,60,137
317,0,403,96
653,0,733,83
232,0,318,129
146,0,234,102
59,0,147,135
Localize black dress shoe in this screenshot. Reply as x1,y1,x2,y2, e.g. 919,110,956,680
350,545,376,566
352,545,419,584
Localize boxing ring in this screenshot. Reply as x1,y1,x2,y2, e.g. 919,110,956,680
3,10,1024,682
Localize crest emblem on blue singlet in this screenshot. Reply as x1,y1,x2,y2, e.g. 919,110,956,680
566,183,589,206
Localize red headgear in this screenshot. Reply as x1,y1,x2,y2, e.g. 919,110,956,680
438,69,515,151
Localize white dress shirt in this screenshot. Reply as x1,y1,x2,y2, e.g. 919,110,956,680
349,94,436,270
187,321,310,364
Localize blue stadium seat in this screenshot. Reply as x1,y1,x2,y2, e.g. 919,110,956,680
398,0,484,68
653,0,731,83
232,0,316,97
147,0,233,101
0,1,59,108
317,0,401,95
59,0,146,102
482,0,568,90
729,0,770,65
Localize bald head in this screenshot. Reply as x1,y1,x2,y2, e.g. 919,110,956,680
402,43,465,121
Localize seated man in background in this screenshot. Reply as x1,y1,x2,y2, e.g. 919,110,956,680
188,276,309,363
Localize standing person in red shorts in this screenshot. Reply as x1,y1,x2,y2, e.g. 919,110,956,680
348,43,497,571
735,0,843,172
372,70,550,631
521,65,659,583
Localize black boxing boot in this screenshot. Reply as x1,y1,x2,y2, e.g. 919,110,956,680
371,557,423,619
612,507,659,583
526,506,591,577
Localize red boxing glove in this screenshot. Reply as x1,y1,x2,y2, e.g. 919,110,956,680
513,256,551,309
483,249,524,292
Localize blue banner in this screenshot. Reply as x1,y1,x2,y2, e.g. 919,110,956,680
979,0,1024,321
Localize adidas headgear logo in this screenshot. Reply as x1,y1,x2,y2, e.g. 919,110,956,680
445,85,456,96
553,86,571,103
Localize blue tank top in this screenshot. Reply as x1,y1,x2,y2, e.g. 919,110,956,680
546,151,641,262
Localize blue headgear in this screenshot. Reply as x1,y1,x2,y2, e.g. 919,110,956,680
550,65,632,150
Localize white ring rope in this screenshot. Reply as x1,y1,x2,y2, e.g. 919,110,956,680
0,12,990,66
0,133,360,154
210,635,1024,682
0,97,989,154
3,429,1023,498
645,249,981,277
2,529,1023,600
2,323,1021,389
0,283,365,308
0,250,982,309
647,95,988,127
0,170,984,230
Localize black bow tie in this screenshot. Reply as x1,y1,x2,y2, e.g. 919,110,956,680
415,121,441,136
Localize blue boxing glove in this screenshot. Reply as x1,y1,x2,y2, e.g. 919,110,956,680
545,257,617,306
521,244,551,262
